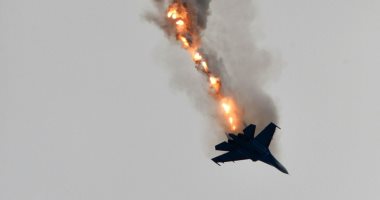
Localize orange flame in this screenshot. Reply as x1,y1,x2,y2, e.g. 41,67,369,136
193,52,202,62
220,97,239,131
201,61,208,72
167,10,177,19
209,76,221,93
176,19,185,26
178,36,190,48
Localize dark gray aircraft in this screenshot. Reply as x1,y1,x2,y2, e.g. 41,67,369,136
212,123,289,174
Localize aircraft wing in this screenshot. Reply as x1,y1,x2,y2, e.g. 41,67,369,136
211,150,250,165
255,122,278,147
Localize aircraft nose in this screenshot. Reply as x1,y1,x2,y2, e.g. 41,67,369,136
274,160,289,174
268,154,289,174
278,165,289,174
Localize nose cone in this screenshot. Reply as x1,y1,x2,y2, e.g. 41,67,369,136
265,153,289,174
274,161,289,174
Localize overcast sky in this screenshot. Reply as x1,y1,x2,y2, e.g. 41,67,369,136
1,0,380,199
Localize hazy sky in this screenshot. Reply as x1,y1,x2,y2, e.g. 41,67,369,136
1,0,380,199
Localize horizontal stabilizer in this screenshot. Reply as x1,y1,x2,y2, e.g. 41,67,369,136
215,141,235,151
212,150,250,164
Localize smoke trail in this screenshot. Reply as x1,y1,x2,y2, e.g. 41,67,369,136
146,0,279,138
205,0,279,128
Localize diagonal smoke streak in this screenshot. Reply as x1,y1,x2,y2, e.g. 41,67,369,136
203,0,279,129
146,0,279,150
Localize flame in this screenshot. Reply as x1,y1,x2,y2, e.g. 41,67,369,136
178,36,190,48
201,61,208,72
193,52,202,62
176,19,185,26
220,97,239,131
222,103,231,114
167,10,177,19
166,1,241,132
209,76,218,85
209,76,221,93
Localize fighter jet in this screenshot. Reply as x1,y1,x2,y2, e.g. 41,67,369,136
212,122,289,174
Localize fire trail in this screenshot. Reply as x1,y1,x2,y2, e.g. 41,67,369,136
165,0,241,131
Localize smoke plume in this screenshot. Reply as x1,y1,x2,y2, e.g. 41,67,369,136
204,0,279,128
146,0,279,137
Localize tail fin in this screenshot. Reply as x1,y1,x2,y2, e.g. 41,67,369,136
243,124,256,139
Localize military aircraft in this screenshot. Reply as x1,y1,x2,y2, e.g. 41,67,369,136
212,123,289,174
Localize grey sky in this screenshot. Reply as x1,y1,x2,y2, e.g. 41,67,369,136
1,0,380,199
